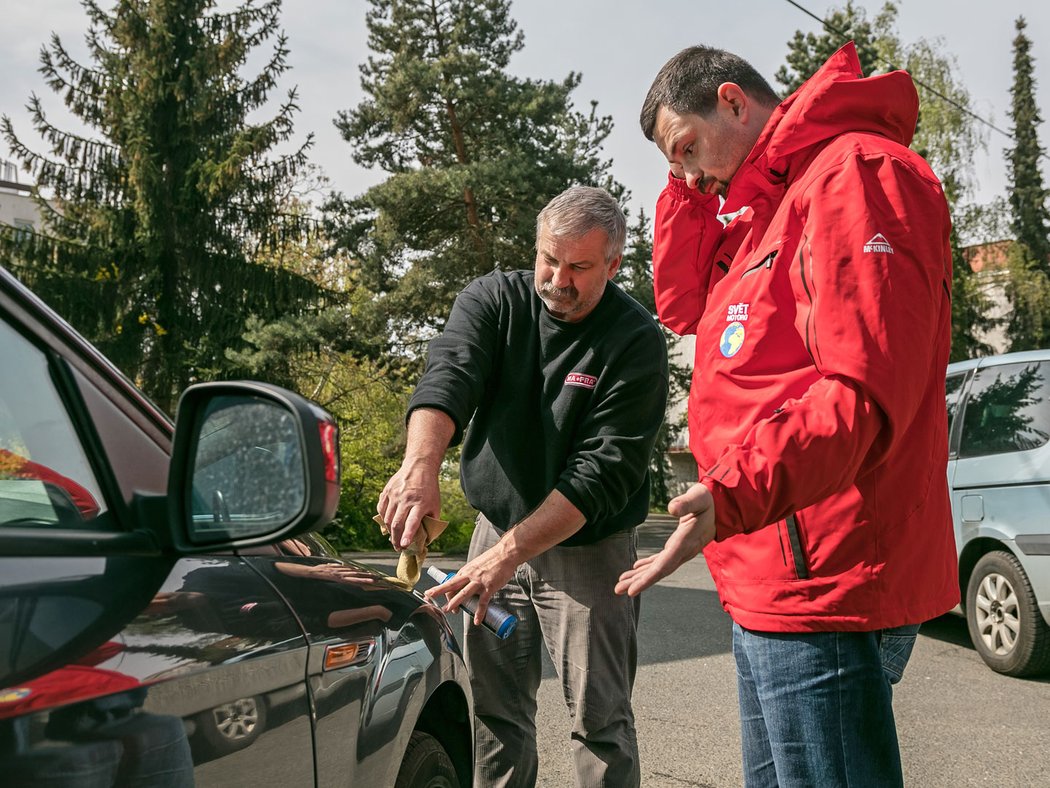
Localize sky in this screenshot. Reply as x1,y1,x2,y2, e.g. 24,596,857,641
2,0,1049,224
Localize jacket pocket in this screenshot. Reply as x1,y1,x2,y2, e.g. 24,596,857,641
780,513,810,580
739,248,779,279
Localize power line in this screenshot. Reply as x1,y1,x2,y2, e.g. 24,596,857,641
781,0,1018,144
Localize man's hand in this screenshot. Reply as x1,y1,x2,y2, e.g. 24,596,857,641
378,457,441,550
377,408,455,549
424,545,517,626
614,482,716,597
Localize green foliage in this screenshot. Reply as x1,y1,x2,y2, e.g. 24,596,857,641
1006,17,1050,276
774,1,885,97
776,2,985,202
235,301,478,551
1,0,323,412
619,209,689,508
953,199,1009,359
232,289,400,549
1005,243,1050,352
330,0,623,344
999,17,1050,351
430,472,478,554
618,210,658,315
949,244,996,362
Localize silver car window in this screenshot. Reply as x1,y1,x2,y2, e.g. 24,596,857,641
959,360,1050,458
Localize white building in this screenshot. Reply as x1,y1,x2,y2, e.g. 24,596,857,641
0,159,40,237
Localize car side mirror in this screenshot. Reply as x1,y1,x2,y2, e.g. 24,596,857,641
168,382,340,552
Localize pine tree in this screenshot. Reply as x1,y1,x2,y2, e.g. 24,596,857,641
1003,16,1050,351
1006,16,1050,274
1,0,324,411
774,1,883,97
331,0,622,344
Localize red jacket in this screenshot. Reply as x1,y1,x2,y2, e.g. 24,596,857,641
653,43,958,631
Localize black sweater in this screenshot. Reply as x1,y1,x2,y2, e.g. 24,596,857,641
407,270,669,545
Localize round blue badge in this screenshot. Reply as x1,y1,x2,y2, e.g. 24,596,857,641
720,322,746,358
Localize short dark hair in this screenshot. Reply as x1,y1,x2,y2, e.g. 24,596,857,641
640,46,780,140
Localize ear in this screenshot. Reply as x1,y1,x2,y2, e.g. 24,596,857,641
606,255,623,280
717,82,750,123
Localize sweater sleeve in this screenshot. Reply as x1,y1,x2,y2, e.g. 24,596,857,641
406,277,501,446
554,326,669,524
700,152,952,535
653,173,727,335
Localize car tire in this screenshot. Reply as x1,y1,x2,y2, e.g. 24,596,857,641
966,550,1050,677
193,695,267,756
394,731,459,788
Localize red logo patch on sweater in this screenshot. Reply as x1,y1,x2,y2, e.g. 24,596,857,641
565,373,598,389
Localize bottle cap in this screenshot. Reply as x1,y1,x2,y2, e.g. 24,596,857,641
426,565,451,584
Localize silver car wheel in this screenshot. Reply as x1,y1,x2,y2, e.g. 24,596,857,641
212,697,261,740
974,571,1021,656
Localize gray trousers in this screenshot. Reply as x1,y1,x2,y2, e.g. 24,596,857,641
464,514,641,788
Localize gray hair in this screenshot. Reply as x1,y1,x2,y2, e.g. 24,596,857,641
640,45,780,141
536,186,626,263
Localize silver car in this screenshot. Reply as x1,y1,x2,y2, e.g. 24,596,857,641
946,350,1050,676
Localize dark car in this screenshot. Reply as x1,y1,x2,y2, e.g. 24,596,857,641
0,265,473,787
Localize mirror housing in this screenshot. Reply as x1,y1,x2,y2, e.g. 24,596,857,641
168,382,340,552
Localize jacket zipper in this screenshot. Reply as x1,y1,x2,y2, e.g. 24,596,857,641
739,250,778,279
784,513,809,579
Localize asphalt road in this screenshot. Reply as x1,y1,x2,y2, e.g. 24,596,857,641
358,517,1050,787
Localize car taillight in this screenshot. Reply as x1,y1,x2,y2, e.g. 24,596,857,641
318,419,340,513
318,420,339,482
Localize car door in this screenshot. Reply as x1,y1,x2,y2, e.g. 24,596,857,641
0,305,315,786
240,534,442,787
951,358,1050,547
944,368,970,552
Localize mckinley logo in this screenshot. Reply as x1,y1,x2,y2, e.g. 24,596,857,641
863,233,894,254
565,373,598,389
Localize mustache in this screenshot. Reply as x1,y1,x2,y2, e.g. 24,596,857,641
538,282,577,299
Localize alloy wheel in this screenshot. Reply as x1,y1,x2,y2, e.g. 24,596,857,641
974,571,1020,656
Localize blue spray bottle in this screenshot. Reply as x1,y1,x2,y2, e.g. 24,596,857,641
426,565,518,639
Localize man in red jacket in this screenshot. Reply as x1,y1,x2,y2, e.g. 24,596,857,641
616,43,958,787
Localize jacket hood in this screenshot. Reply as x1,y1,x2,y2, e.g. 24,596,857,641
725,42,918,211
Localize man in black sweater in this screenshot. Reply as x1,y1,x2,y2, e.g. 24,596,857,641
378,186,668,788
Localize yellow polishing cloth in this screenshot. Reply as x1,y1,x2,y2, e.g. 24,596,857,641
373,513,449,588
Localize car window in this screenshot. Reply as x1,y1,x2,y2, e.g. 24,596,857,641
959,360,1050,458
0,319,110,529
945,372,966,438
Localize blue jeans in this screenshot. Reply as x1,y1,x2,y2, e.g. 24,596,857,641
733,623,919,788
